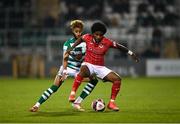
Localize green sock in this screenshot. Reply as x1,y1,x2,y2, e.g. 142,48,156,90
38,85,59,104
80,78,98,99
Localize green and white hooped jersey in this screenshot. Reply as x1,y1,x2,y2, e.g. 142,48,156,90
63,37,86,71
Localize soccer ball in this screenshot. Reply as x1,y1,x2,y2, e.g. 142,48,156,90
91,99,105,112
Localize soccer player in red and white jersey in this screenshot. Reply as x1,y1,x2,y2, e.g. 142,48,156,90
66,21,139,111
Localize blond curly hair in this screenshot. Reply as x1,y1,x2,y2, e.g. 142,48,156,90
70,20,84,29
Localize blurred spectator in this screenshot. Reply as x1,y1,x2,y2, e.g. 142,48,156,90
110,0,130,14
7,31,19,47
151,28,163,57
163,6,179,26
165,0,175,5
141,46,160,58
0,9,5,29
163,40,179,58
86,3,103,19
136,12,157,27
0,0,179,61
65,3,79,20
141,27,163,58
1,0,15,8
151,28,162,48
9,10,24,28
153,1,166,13
153,12,164,26
43,14,56,28
137,2,148,13
63,0,104,20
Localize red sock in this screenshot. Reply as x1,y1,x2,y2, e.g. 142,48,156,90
71,74,83,93
111,80,121,100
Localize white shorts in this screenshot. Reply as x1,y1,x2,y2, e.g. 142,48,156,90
57,66,79,78
82,62,112,79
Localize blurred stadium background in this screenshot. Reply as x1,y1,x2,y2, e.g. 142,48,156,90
0,0,180,123
0,0,180,78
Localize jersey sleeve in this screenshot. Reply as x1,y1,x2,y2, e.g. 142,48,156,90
106,38,118,48
63,40,71,53
80,42,86,54
82,34,91,43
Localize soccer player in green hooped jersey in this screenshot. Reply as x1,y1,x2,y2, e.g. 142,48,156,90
30,20,98,112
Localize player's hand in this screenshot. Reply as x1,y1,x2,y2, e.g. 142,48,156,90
66,48,73,54
131,53,139,63
61,69,68,81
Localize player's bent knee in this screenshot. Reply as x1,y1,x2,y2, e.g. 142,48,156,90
113,77,121,82
115,74,122,81
54,79,63,87
114,80,121,87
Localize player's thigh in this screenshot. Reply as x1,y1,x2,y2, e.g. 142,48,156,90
53,75,63,86
55,66,78,86
57,66,63,76
103,71,121,82
57,66,78,77
66,67,79,77
79,65,91,77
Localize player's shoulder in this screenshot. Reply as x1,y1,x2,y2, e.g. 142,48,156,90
82,33,92,37
102,36,116,46
64,37,75,46
103,36,113,43
82,33,93,40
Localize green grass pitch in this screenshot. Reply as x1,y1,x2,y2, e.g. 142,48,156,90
0,77,180,123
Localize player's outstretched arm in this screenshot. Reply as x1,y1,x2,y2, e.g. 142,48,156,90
128,51,139,63
66,37,83,54
116,42,139,63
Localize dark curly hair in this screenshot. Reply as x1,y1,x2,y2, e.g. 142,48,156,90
91,21,107,35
